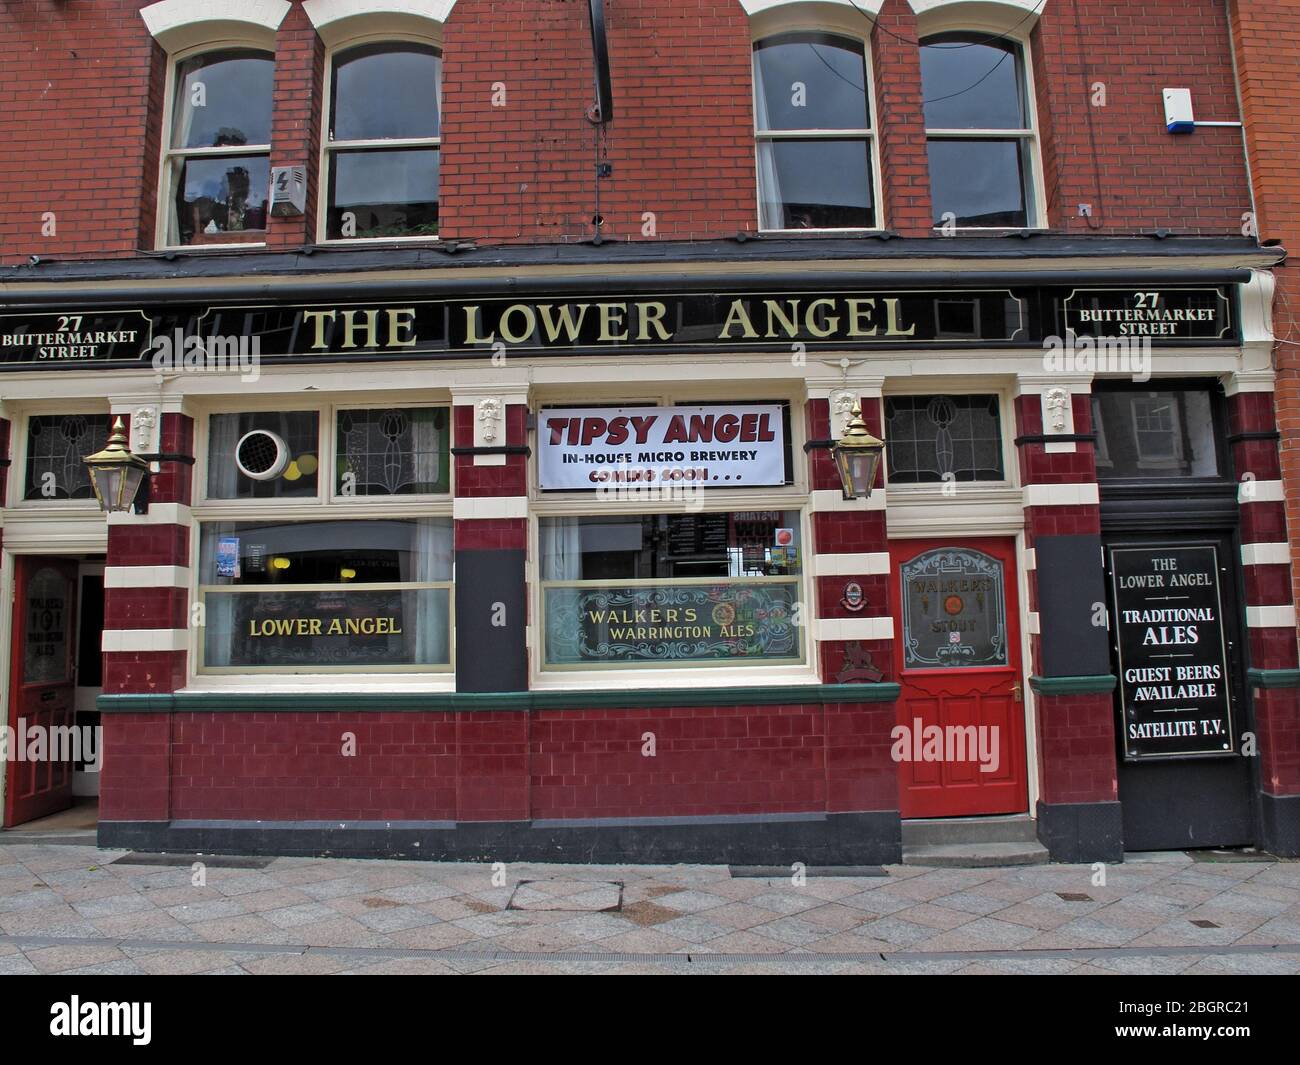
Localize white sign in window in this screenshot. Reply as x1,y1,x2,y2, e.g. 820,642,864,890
537,404,787,491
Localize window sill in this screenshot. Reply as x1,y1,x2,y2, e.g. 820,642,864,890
155,242,268,253
532,664,823,692
182,674,456,694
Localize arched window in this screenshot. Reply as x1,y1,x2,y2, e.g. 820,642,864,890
753,32,877,232
920,32,1040,228
323,42,442,241
162,50,275,247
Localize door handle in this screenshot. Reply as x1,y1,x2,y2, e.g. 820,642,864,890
1011,681,1023,703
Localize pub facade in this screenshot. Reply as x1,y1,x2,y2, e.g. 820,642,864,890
0,0,1296,863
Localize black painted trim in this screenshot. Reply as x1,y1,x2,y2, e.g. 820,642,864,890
1259,793,1300,858
137,452,196,466
0,458,9,468
1227,430,1281,444
450,445,531,457
0,266,1263,305
98,810,903,864
1014,433,1097,446
803,439,836,452
1036,799,1123,863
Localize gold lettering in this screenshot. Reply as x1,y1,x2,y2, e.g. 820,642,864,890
537,303,591,343
464,306,494,344
846,298,879,337
763,299,800,339
719,299,759,339
637,301,672,341
805,298,839,339
387,308,418,348
598,303,629,342
499,304,537,345
340,309,379,350
303,309,336,350
883,298,916,337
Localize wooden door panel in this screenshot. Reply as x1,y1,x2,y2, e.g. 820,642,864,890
5,558,78,827
891,537,1028,819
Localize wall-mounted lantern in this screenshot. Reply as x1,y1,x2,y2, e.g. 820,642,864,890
832,404,886,501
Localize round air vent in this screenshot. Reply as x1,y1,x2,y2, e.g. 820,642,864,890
235,430,289,481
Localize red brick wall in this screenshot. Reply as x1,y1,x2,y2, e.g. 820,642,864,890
1232,0,1300,611
101,701,898,822
1031,0,1250,233
0,0,1259,265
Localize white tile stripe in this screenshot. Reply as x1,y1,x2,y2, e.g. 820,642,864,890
452,496,528,520
814,553,891,577
809,489,888,513
102,629,189,653
1242,543,1292,567
1246,606,1298,629
1024,548,1037,572
104,566,191,590
106,503,192,526
1027,612,1041,635
1022,483,1100,508
1239,480,1285,505
816,617,895,642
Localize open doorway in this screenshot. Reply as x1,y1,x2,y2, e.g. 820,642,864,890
2,555,104,830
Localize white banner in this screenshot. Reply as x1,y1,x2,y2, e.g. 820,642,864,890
538,405,787,491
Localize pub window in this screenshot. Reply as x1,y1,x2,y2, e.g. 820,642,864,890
198,519,453,674
1091,389,1222,479
540,512,805,669
324,42,442,241
920,33,1039,229
161,50,274,247
885,395,1005,484
207,411,320,500
23,414,109,501
753,33,877,231
336,407,450,497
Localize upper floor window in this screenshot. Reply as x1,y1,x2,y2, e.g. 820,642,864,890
753,33,876,231
1092,388,1222,480
324,42,442,240
162,50,274,247
920,33,1038,229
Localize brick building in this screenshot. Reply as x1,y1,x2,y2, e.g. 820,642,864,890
0,0,1295,863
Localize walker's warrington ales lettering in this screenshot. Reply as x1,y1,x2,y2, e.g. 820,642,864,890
544,582,801,666
1109,544,1236,760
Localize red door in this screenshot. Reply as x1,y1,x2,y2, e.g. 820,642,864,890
891,538,1027,818
5,558,79,826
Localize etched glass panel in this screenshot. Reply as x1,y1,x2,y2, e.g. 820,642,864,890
901,547,1007,669
24,414,108,501
336,407,449,496
885,394,1004,484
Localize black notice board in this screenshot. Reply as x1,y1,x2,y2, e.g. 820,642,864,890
1109,544,1236,761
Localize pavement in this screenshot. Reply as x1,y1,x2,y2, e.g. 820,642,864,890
1,841,1298,975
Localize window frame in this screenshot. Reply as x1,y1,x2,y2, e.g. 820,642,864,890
155,43,276,251
528,388,816,685
919,30,1046,232
9,406,111,511
881,388,1015,491
195,399,456,509
751,29,884,235
194,516,456,676
190,395,456,686
317,31,444,245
